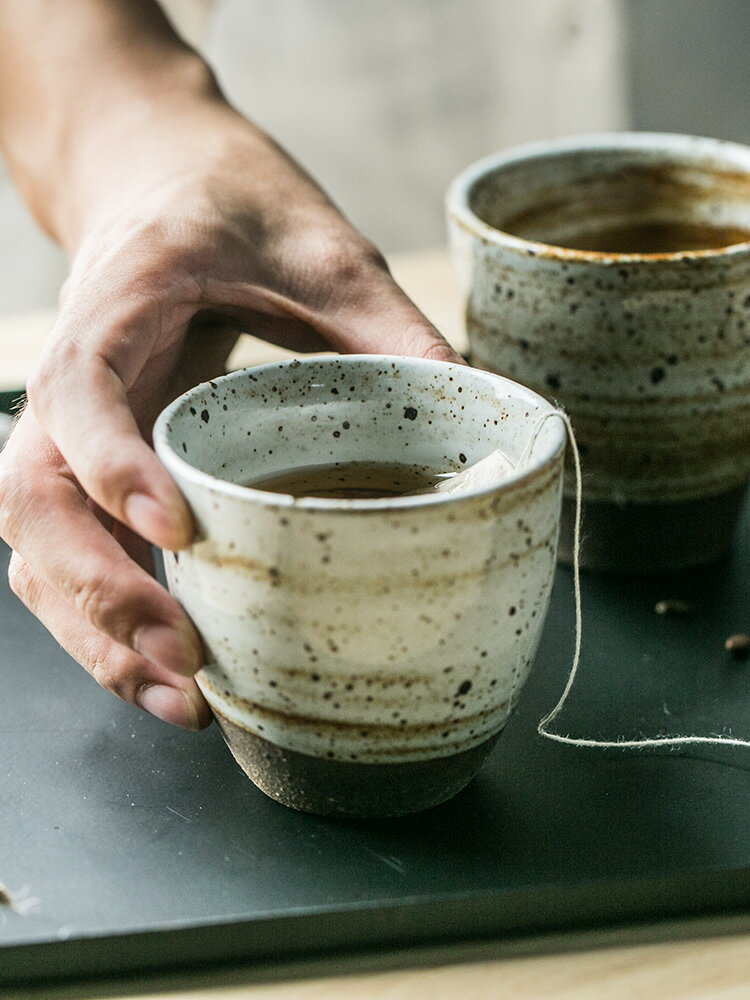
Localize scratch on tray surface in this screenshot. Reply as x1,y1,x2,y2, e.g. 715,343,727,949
363,848,406,874
165,805,193,823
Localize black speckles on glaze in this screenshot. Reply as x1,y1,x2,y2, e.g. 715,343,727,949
161,356,559,789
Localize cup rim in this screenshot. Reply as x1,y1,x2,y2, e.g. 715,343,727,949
446,130,750,264
153,355,566,511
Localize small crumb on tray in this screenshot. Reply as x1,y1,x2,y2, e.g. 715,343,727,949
654,599,694,616
725,634,750,660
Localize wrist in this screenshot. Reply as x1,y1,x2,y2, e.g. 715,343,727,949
0,0,229,253
52,50,226,252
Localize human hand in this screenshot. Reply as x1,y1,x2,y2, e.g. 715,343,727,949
0,80,459,730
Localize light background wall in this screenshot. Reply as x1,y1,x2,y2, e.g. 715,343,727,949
205,0,628,252
0,0,627,315
0,0,747,318
629,0,750,147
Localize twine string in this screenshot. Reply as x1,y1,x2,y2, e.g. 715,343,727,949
520,408,750,751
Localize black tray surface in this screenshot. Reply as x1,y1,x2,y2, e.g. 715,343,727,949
3,503,750,985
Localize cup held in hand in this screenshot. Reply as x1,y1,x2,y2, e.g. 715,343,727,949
154,356,564,817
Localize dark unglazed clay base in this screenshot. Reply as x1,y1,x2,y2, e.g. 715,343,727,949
214,710,501,819
559,485,748,573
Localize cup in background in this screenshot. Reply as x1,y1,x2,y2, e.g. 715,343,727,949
447,132,750,572
154,356,565,818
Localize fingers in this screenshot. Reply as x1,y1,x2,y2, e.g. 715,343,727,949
210,234,466,365
318,250,465,364
25,317,193,552
0,413,202,682
7,552,211,730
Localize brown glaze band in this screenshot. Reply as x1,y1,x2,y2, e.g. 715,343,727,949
214,709,501,819
559,484,748,573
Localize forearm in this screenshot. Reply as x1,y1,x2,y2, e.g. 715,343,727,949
0,0,222,251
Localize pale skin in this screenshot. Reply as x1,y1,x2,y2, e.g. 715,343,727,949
0,0,460,730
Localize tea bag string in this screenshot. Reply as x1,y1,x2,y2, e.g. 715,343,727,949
528,408,750,751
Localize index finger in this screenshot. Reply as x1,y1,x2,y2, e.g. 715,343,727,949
26,313,193,550
273,237,466,364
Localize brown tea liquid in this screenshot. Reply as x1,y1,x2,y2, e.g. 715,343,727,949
244,460,454,499
563,220,750,254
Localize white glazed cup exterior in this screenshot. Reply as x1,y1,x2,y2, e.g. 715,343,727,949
447,133,750,519
154,356,564,767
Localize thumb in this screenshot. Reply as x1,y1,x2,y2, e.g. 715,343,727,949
307,252,465,364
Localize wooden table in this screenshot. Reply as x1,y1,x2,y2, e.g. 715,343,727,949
5,915,750,1000
3,252,750,999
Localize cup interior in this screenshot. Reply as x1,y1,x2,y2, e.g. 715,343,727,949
155,356,564,505
463,135,750,256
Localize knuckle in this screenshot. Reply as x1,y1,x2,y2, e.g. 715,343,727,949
70,567,123,634
85,641,126,697
84,452,133,502
24,348,68,411
7,554,34,603
296,235,392,316
24,340,85,422
111,218,203,298
0,465,33,544
22,367,47,409
86,642,142,704
70,566,155,652
315,236,384,287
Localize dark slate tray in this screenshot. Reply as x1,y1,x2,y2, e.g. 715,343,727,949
3,500,750,986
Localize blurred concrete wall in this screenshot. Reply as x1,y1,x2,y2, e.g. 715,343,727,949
207,0,628,253
0,0,628,315
628,0,750,144
6,1,747,316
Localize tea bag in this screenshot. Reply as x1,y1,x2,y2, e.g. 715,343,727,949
435,407,566,497
434,448,517,496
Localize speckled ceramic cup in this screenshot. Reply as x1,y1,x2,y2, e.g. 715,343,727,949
447,133,750,572
154,356,565,818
